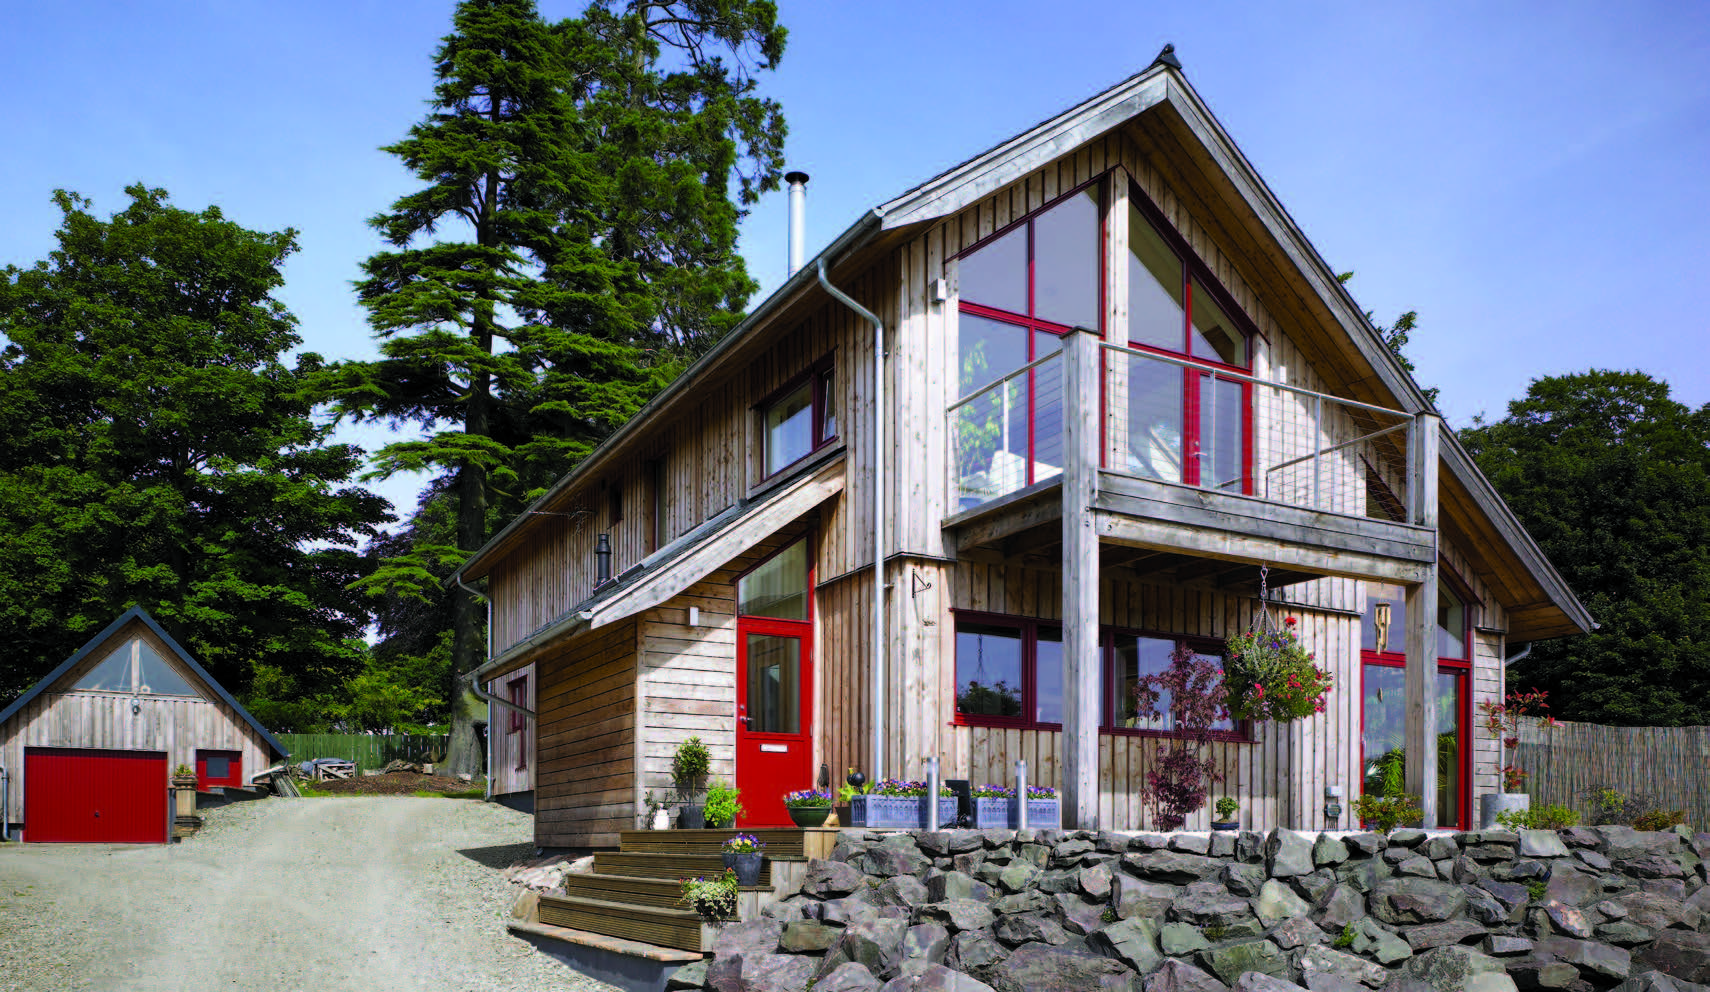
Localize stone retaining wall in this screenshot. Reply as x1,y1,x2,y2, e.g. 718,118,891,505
677,825,1710,992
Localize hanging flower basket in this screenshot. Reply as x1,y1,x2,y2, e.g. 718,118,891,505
1224,614,1333,723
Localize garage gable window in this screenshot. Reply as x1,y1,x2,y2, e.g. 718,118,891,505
73,638,198,696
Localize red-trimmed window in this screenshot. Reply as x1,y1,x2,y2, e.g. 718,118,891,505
760,358,837,478
953,611,1247,740
1359,579,1475,828
1122,183,1254,494
508,676,528,772
954,183,1102,503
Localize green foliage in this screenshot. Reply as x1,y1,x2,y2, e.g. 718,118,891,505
703,780,743,828
1632,809,1688,832
1333,925,1357,950
1352,792,1423,833
0,186,389,707
1524,879,1548,903
1223,616,1332,722
1588,788,1629,826
1461,371,1710,726
680,869,739,921
1215,796,1239,821
673,736,711,793
1496,804,1581,830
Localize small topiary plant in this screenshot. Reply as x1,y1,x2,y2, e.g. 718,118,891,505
672,737,711,797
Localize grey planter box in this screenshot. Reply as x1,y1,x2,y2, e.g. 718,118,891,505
970,797,1060,829
851,795,959,829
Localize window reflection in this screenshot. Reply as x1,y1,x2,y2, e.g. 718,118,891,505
955,623,1024,718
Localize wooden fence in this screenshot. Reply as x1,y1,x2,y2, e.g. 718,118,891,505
1515,719,1710,829
277,733,448,772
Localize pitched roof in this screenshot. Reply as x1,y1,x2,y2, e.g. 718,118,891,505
0,606,289,758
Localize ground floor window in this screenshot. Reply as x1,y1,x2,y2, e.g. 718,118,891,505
1361,659,1467,828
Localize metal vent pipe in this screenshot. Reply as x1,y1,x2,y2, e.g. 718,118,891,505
595,533,612,588
786,171,809,276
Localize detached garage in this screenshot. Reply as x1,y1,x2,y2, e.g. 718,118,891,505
0,607,287,843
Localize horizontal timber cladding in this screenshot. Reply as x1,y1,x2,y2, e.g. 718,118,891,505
0,620,273,823
486,262,890,657
534,619,640,849
937,560,1366,833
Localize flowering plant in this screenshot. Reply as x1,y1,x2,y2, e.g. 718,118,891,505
680,870,739,920
782,788,833,808
970,784,1012,798
869,778,955,798
1479,687,1558,793
1223,615,1333,722
1024,785,1057,799
721,833,764,854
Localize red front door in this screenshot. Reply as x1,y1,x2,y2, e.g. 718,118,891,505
736,618,813,827
24,747,168,843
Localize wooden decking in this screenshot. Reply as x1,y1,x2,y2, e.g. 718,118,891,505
531,828,835,954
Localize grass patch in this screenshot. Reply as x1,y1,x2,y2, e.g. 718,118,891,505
412,788,486,800
294,781,336,797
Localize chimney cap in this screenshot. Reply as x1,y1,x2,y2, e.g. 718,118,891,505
785,170,810,185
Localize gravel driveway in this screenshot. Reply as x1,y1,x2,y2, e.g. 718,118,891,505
0,797,621,992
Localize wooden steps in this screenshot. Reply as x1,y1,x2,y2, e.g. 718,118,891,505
593,852,774,886
616,827,815,857
537,894,706,953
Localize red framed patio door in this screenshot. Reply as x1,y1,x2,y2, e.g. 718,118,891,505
736,617,813,827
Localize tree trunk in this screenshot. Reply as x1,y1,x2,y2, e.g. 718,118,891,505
443,303,495,779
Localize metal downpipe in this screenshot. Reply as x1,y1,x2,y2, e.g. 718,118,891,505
817,257,887,782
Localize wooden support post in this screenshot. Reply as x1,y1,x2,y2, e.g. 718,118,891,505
1061,326,1101,831
1404,413,1441,827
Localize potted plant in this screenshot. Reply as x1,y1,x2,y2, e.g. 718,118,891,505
1353,792,1424,833
850,778,957,829
1134,643,1228,830
171,763,198,788
969,784,1013,828
834,769,868,826
680,870,739,922
1212,796,1239,831
1223,615,1333,723
721,834,766,886
1478,688,1556,829
704,780,743,829
673,737,711,829
782,788,834,828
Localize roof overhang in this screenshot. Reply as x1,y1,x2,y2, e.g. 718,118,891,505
468,452,846,685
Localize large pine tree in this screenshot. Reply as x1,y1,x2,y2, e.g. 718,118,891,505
0,186,388,703
333,0,788,775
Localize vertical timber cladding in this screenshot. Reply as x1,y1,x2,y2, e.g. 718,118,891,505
534,619,639,849
944,560,1370,833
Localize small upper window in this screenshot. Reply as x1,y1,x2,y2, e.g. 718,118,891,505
761,359,836,477
74,638,198,696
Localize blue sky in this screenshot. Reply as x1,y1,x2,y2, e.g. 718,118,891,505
3,1,1706,520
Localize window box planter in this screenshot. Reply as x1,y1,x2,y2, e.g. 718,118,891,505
851,795,958,829
969,797,1060,829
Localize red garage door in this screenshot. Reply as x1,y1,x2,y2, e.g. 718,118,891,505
24,747,168,843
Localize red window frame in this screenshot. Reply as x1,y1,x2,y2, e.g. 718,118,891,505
1124,180,1258,494
950,609,1251,742
756,354,837,481
955,179,1106,489
1357,573,1478,829
508,675,528,772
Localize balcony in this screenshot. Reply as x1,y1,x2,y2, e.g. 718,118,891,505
944,334,1436,589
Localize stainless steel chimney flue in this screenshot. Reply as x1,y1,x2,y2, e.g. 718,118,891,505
785,171,809,276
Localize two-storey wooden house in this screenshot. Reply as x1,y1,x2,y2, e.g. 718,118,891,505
452,54,1590,848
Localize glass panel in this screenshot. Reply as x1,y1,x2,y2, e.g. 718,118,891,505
1438,670,1463,827
74,641,135,692
1361,583,1407,654
1362,663,1408,798
959,226,1027,315
1123,360,1185,483
1035,627,1063,724
738,539,808,620
136,640,196,695
764,381,813,475
1127,203,1184,351
1031,331,1064,485
745,633,801,734
955,622,1024,718
204,756,230,779
1438,583,1467,659
819,369,836,441
1190,277,1246,366
1111,634,1232,732
1033,189,1100,330
1198,375,1244,492
958,312,1028,396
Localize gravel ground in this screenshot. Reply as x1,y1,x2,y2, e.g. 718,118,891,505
0,797,621,992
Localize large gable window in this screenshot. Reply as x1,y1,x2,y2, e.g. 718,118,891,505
1122,187,1254,493
955,184,1101,504
74,637,198,696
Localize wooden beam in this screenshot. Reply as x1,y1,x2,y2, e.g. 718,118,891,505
1061,327,1102,831
1405,414,1442,827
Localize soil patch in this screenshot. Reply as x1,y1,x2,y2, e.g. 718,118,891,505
313,770,476,795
